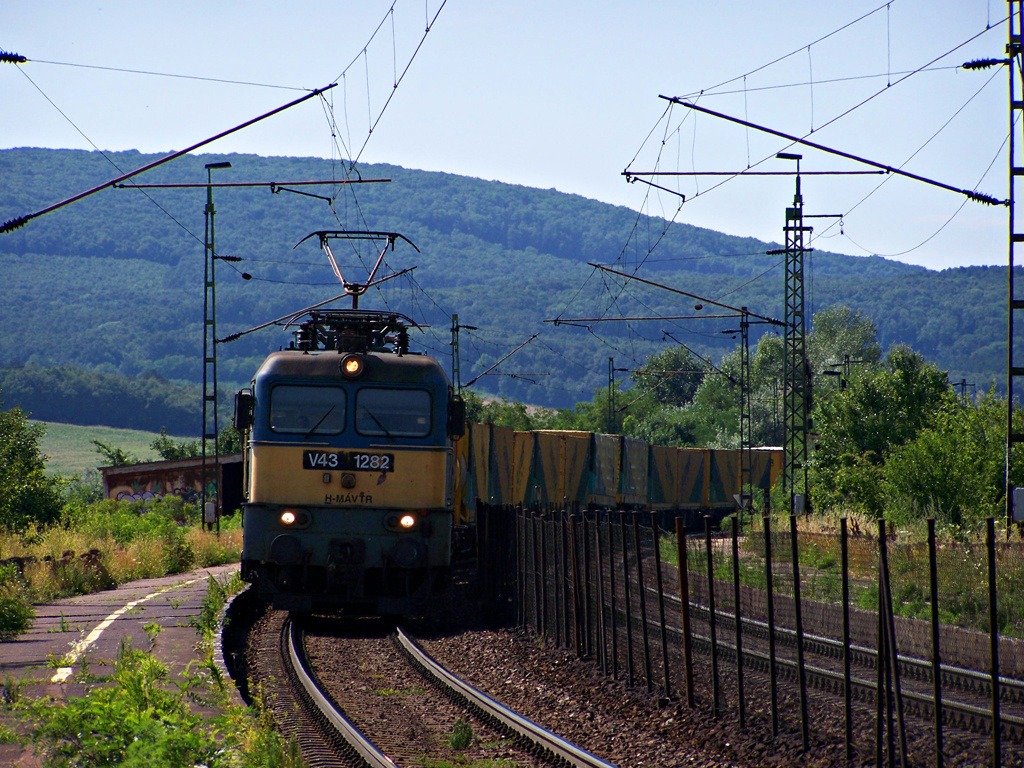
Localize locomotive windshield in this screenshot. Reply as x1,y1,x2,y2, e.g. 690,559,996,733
270,385,347,435
355,388,432,438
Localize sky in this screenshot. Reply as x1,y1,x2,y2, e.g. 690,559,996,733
1,0,1015,271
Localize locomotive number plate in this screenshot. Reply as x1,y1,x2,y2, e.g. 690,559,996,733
302,451,394,472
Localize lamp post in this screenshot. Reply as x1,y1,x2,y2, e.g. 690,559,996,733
202,161,231,533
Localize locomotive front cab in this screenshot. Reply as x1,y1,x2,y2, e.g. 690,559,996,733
239,346,458,614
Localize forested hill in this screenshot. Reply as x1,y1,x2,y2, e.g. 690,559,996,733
0,147,1011,417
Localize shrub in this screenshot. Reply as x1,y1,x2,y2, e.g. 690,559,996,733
0,563,34,640
0,595,34,641
449,719,473,750
160,528,195,575
0,405,66,530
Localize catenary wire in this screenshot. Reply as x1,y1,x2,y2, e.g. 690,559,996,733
26,58,306,91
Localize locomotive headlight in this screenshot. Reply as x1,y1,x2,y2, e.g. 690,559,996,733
340,354,365,378
278,509,310,528
384,512,419,532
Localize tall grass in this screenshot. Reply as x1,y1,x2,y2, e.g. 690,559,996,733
0,496,241,624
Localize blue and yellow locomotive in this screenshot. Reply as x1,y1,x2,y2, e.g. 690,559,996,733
234,309,465,614
231,305,784,618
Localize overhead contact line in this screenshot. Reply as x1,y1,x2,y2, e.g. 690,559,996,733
0,83,339,234
656,97,1007,207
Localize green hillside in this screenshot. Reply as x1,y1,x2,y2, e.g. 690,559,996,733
32,421,162,477
0,147,1014,418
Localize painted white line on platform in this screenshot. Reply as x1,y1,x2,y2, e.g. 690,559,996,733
50,577,204,683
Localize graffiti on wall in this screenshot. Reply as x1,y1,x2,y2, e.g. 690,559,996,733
102,456,242,512
108,467,212,506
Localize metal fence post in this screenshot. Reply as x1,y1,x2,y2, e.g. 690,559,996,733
987,516,1001,768
516,506,525,628
878,518,907,768
609,513,619,680
596,514,608,674
652,512,671,699
876,583,886,768
790,514,809,751
554,511,563,648
633,513,653,693
535,509,545,634
705,515,720,716
621,513,635,687
732,515,746,726
927,518,943,768
841,517,853,762
561,510,572,648
763,512,779,735
676,515,695,709
569,514,583,657
539,512,549,637
583,513,592,659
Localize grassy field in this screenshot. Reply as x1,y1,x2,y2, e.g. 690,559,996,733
31,421,165,477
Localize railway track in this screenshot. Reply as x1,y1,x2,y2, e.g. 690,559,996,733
640,587,1024,741
254,609,621,767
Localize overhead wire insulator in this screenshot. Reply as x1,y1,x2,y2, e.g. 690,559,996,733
0,51,27,64
967,190,1010,206
0,215,31,234
962,58,1008,70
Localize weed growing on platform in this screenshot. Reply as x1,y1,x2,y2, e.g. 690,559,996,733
23,641,223,767
18,632,302,767
45,612,72,633
0,722,18,745
143,622,161,650
193,572,245,641
2,673,23,706
0,498,242,616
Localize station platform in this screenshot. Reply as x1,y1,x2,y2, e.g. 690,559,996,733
0,563,244,767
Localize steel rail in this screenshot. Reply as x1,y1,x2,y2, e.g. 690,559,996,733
677,612,1024,741
625,586,1024,739
285,619,400,768
680,621,1024,740
395,627,620,768
658,587,1024,706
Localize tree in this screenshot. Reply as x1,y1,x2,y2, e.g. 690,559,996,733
881,391,1024,526
806,305,882,373
151,428,200,461
0,402,65,529
810,344,951,514
630,347,707,407
92,440,138,467
622,406,706,447
462,391,560,432
217,425,242,455
812,345,948,466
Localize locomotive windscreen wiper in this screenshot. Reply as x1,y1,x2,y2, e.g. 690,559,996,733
304,405,336,440
360,407,394,439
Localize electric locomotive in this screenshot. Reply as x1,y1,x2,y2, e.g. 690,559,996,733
233,309,466,614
